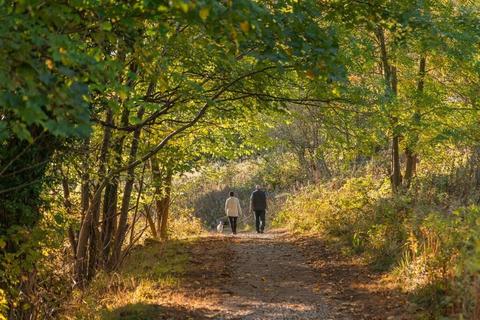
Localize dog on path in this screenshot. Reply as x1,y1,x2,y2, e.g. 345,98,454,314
216,220,224,233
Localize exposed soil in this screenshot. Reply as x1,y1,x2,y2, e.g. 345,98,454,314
292,234,413,320
110,229,413,319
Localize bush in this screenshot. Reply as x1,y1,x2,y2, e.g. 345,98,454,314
397,206,480,318
275,175,406,267
168,208,204,239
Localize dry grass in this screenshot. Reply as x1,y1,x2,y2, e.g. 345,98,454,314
60,238,196,320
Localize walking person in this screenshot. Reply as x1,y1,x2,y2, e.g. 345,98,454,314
250,185,267,233
225,191,242,235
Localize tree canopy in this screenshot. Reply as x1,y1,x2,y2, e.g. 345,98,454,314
1,0,480,318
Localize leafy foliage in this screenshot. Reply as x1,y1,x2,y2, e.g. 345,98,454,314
1,0,480,318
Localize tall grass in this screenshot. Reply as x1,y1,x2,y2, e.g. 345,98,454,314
275,175,480,319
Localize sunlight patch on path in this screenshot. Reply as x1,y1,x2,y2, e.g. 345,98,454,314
208,229,335,319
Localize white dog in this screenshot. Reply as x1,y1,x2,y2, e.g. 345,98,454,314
216,220,224,233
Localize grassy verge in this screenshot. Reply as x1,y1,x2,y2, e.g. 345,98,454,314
60,238,195,319
274,175,480,319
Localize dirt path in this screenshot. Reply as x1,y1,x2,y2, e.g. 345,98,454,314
110,230,412,319
214,230,332,319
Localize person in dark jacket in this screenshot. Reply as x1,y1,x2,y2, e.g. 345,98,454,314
250,185,267,233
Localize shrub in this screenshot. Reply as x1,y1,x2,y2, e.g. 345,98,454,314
397,206,480,318
275,175,405,267
168,208,203,239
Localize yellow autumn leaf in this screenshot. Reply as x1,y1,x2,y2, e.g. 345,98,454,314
45,59,54,70
199,7,209,21
240,21,250,33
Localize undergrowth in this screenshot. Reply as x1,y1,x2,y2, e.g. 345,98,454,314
274,175,480,319
60,238,194,319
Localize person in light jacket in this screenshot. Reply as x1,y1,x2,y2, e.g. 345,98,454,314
225,191,242,235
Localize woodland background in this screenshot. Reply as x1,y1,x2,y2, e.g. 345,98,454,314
1,0,480,319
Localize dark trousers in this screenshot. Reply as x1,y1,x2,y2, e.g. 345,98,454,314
254,210,266,232
228,216,237,234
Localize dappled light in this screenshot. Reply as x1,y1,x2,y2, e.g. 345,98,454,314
2,0,480,319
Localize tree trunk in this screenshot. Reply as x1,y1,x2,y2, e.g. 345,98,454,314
159,171,172,240
143,204,157,238
150,156,162,233
391,133,402,191
129,163,147,245
108,106,145,270
101,106,129,264
390,67,402,192
404,56,426,189
377,27,402,192
87,108,114,280
404,147,417,188
314,154,331,181
75,109,112,284
150,156,172,240
60,170,77,258
80,138,90,222
74,186,103,286
376,27,392,90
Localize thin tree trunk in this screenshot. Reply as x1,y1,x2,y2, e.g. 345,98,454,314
80,138,90,224
390,67,402,191
60,169,77,258
74,186,103,286
75,109,112,284
129,162,147,245
377,27,402,192
87,108,114,280
108,105,145,270
68,226,77,259
404,56,426,188
100,58,137,264
404,148,417,188
143,204,157,238
159,171,172,240
101,106,129,264
150,156,170,239
314,155,331,180
391,132,402,191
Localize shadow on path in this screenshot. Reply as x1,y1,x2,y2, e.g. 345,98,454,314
180,232,329,320
294,235,412,319
101,303,211,320
103,230,411,319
